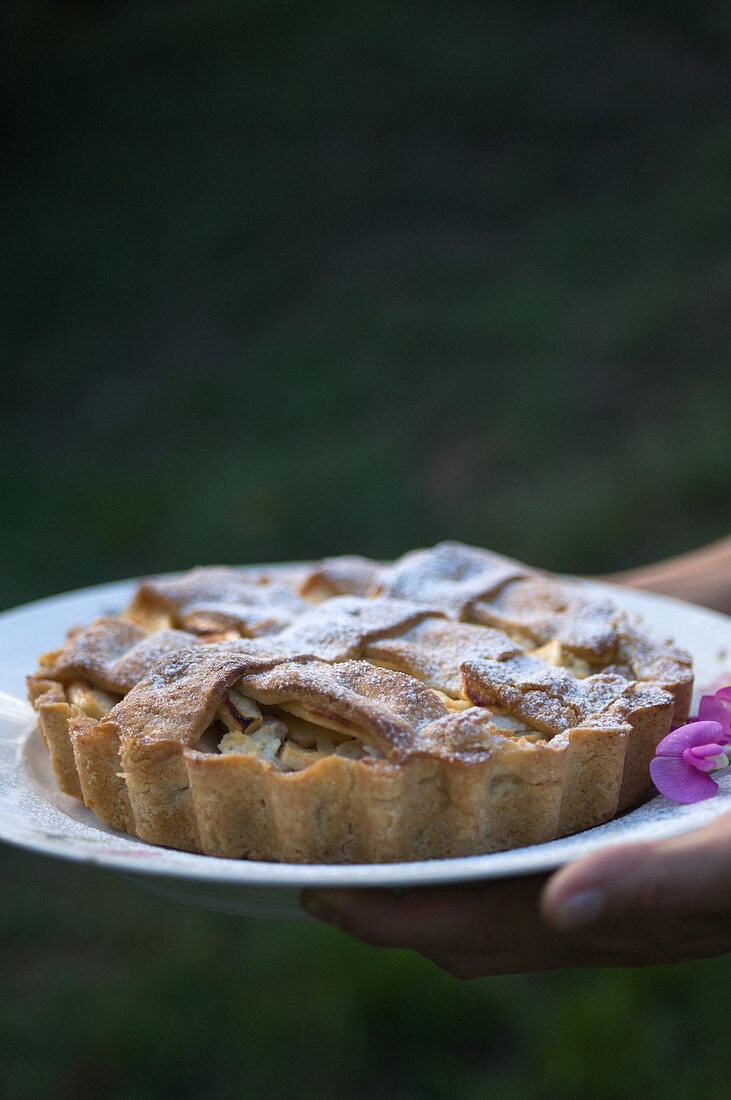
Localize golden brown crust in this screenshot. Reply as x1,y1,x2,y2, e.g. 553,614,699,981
299,555,381,601
128,568,308,636
28,676,84,800
71,713,135,832
27,543,693,862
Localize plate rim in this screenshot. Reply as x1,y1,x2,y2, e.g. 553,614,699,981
1,571,730,892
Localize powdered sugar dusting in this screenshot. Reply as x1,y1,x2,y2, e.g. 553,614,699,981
242,596,432,662
300,556,382,599
460,654,662,735
31,542,691,769
365,616,522,696
380,541,531,618
136,568,307,635
236,658,451,759
471,577,617,658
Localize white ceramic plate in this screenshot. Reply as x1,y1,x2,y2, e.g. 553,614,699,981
1,575,730,920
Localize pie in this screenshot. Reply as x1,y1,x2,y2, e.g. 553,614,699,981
27,542,693,862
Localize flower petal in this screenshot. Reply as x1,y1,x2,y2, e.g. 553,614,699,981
654,721,725,757
650,756,719,802
683,744,728,771
686,742,728,760
698,693,731,736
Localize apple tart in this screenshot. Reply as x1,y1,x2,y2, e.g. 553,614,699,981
27,542,693,862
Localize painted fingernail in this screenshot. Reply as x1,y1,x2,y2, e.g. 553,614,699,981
552,887,605,930
300,889,348,923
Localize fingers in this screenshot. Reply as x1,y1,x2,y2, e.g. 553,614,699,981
301,811,731,977
300,878,630,976
541,809,731,931
303,811,731,948
301,877,545,951
300,878,594,976
301,810,731,976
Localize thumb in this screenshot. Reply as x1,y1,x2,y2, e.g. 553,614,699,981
540,808,731,931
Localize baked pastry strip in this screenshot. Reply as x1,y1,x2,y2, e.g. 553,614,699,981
126,567,309,636
27,542,692,862
27,677,85,800
461,655,674,822
302,546,693,722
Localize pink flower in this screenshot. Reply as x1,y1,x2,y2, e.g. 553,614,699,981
650,686,731,803
697,685,731,729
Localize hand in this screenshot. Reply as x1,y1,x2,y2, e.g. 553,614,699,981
302,536,731,976
301,810,731,977
609,534,731,616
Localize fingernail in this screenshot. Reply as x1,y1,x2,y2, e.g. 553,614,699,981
300,889,348,923
551,887,605,930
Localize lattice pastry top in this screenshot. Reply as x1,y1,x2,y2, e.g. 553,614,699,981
28,542,693,862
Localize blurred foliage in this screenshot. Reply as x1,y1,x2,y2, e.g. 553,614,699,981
1,2,730,1095
2,844,731,1098
1,0,730,610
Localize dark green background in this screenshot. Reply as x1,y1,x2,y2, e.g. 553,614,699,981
2,2,730,1095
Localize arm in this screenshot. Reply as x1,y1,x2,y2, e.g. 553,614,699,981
608,535,731,615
